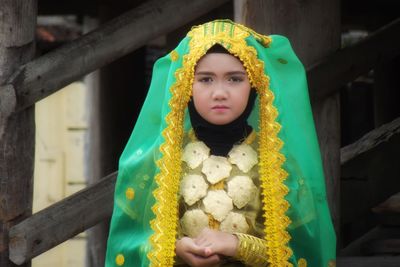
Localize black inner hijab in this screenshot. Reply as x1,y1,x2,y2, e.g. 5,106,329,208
188,44,257,156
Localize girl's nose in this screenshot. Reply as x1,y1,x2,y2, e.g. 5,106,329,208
212,83,228,100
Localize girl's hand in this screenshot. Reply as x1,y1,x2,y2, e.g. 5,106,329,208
194,228,238,257
175,236,221,267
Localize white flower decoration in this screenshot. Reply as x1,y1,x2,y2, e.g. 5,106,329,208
201,156,232,184
228,143,258,173
180,209,209,238
180,174,208,206
227,175,257,209
203,190,233,222
220,212,249,234
182,141,210,169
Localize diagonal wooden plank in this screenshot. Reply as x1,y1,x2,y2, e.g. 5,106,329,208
8,172,117,265
339,226,400,257
337,256,400,267
341,117,400,164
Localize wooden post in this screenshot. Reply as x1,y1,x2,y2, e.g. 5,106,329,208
235,0,341,236
86,3,147,265
0,1,37,266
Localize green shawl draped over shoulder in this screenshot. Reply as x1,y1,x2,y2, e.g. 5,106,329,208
105,19,336,267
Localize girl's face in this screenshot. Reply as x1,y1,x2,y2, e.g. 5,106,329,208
192,53,251,125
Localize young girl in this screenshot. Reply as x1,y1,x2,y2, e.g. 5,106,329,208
105,20,336,267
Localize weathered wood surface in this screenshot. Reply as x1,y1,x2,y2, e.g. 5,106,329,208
0,1,37,266
341,117,400,164
0,0,230,115
362,239,400,255
372,192,400,226
340,226,400,256
337,256,400,267
308,18,400,102
373,192,400,214
235,0,341,234
0,84,16,138
341,128,400,244
8,172,117,265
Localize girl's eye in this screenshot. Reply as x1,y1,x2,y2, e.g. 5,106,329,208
228,76,244,83
198,77,213,83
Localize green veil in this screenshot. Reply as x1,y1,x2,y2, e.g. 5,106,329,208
105,20,336,267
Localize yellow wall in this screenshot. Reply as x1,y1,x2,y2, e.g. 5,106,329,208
33,82,88,267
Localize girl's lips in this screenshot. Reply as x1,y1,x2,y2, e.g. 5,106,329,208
212,105,229,110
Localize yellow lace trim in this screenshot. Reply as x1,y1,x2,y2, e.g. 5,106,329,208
147,52,189,266
256,58,292,267
148,19,291,266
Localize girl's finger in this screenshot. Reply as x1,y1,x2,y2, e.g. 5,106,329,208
189,253,220,267
186,242,210,258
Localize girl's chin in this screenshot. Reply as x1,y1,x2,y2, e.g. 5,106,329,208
206,118,236,125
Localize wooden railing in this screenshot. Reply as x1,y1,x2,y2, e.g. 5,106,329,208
9,172,117,264
2,0,400,263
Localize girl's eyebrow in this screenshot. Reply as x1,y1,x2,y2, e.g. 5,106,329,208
195,71,215,76
225,71,247,75
195,71,246,75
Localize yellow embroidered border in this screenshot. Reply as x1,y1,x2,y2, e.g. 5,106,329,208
147,61,188,266
148,20,292,266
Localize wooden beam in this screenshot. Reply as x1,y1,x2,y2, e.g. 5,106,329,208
0,0,230,114
337,256,400,267
341,117,400,164
372,192,400,226
308,18,400,102
0,1,37,266
339,226,400,256
373,192,400,214
8,172,117,265
362,239,400,255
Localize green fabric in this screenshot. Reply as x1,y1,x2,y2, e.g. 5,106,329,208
106,20,336,267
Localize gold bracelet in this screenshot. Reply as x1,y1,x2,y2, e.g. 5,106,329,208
234,233,269,267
